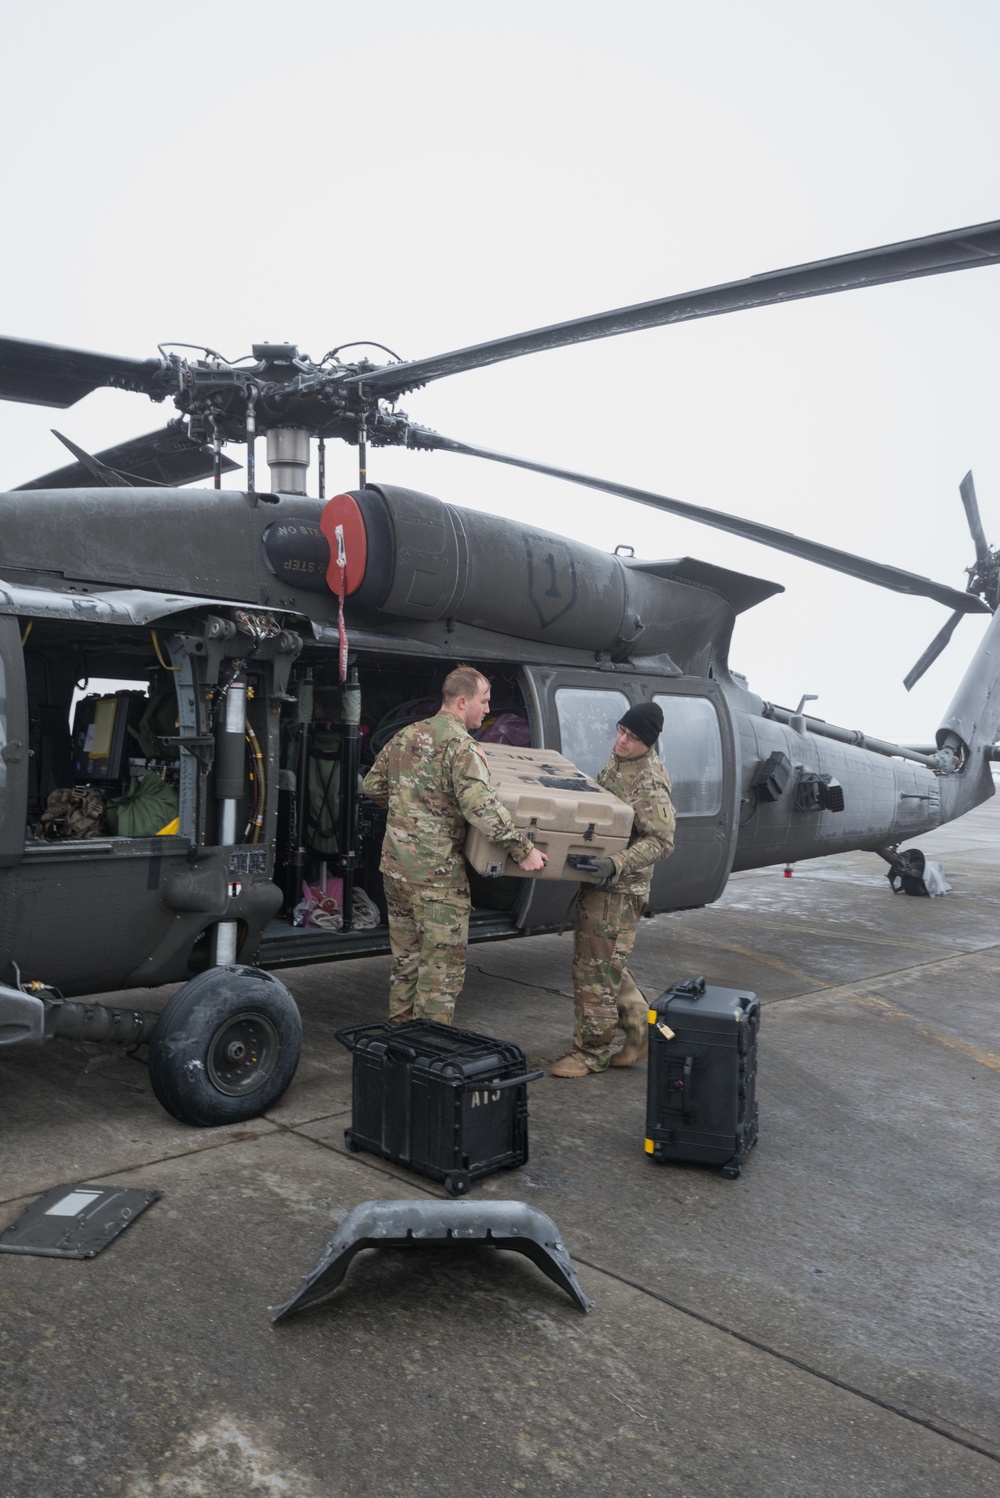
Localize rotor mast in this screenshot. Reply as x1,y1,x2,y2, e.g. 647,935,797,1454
266,427,312,495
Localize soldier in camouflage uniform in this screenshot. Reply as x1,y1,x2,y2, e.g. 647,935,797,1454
552,701,675,1077
363,667,547,1026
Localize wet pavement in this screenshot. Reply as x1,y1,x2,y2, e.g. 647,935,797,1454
1,797,998,1496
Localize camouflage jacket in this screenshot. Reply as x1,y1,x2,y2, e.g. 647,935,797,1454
599,748,675,897
362,710,535,891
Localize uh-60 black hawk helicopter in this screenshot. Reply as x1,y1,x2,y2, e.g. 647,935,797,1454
1,219,999,1127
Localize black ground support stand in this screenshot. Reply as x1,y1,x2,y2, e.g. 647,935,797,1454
269,1199,592,1320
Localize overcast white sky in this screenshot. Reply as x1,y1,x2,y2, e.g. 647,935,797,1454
3,0,1000,741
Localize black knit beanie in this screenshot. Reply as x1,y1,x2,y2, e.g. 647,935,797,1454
618,701,663,747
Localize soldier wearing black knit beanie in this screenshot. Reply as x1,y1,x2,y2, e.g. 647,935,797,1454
551,699,676,1079
617,701,663,747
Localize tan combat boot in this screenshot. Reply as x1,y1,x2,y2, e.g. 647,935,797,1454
609,1038,649,1067
550,1053,593,1078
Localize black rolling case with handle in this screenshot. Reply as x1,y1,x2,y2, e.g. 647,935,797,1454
645,976,759,1178
335,1019,543,1196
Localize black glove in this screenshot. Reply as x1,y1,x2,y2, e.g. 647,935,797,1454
576,856,617,886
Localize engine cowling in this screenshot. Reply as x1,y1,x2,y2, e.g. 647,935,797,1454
318,484,686,658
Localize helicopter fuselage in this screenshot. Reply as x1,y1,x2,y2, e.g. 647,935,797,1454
0,481,994,1123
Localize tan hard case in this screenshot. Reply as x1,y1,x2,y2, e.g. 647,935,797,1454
465,744,633,881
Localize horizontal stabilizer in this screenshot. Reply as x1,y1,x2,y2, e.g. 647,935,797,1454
625,556,784,614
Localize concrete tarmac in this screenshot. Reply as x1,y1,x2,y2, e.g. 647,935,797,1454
1,799,998,1496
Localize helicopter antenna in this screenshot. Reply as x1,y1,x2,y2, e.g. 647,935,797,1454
50,430,125,487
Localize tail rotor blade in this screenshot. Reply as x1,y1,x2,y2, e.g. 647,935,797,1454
959,471,991,564
903,610,964,691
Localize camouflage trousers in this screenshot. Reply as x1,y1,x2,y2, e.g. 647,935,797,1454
384,878,471,1027
570,885,648,1071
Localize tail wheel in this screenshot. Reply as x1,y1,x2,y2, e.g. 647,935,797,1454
148,965,302,1126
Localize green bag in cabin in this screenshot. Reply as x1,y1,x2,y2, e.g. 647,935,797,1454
106,771,179,838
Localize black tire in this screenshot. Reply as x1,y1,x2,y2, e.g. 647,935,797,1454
147,965,302,1126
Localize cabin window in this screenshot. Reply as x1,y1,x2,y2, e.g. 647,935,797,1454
653,694,723,817
554,689,629,779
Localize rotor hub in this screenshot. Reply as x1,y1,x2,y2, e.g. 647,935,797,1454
967,549,1000,611
157,345,412,458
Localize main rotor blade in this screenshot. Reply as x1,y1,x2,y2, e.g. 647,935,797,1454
409,426,990,615
13,425,240,490
958,470,991,564
359,219,1000,399
903,610,965,691
0,335,164,409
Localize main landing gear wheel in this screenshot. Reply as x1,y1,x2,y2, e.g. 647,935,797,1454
147,965,302,1126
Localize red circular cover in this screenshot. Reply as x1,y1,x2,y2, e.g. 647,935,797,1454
319,492,368,595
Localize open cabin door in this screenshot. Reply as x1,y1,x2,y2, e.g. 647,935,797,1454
0,614,28,867
647,681,739,911
516,668,738,924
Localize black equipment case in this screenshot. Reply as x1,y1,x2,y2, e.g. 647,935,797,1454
645,977,759,1178
335,1020,543,1196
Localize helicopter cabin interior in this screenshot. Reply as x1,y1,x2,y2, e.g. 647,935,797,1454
1,605,737,996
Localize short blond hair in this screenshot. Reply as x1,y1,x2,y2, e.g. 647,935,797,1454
441,665,489,704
